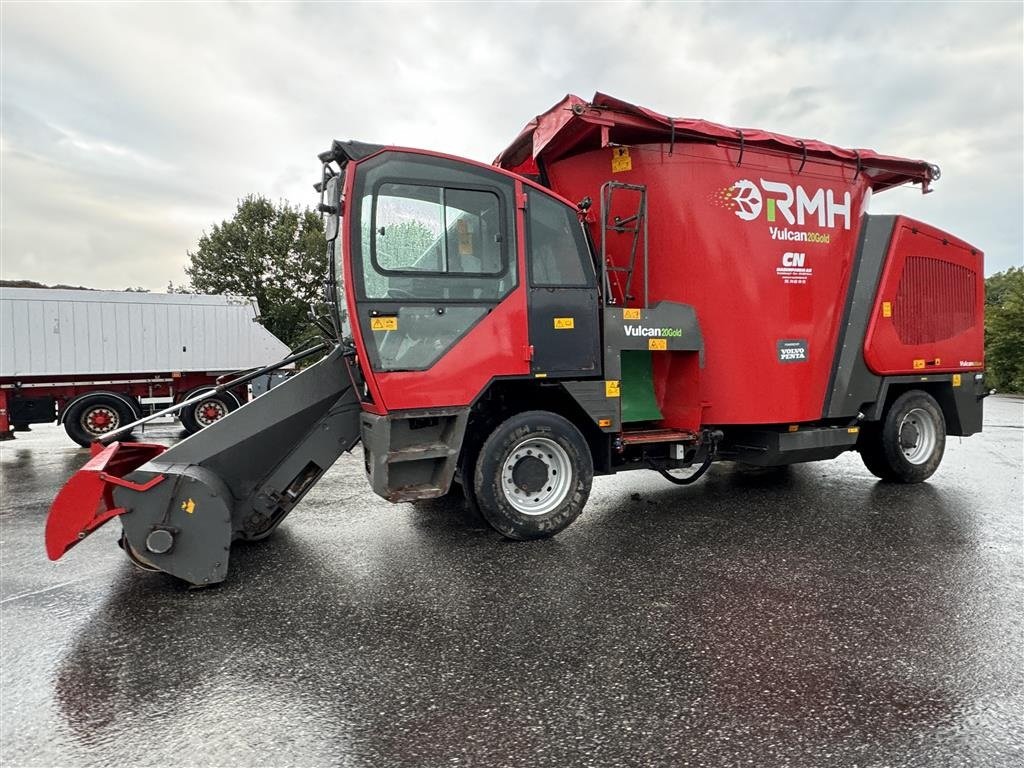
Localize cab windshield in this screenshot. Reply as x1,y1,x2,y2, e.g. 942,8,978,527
361,182,512,302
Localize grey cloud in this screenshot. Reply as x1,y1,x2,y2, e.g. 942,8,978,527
1,1,1021,291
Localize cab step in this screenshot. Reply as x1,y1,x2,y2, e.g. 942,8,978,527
620,428,698,445
384,442,456,464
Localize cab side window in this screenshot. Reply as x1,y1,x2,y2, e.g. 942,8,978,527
527,190,592,287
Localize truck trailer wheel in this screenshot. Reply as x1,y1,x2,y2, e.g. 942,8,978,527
64,393,136,447
473,410,593,540
859,390,946,483
179,390,238,435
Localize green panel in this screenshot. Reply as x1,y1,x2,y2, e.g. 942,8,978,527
620,350,663,423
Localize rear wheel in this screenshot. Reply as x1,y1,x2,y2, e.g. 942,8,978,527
473,410,592,540
859,390,945,483
180,390,237,435
64,394,136,447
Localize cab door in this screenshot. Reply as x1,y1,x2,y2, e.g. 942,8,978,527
525,188,601,376
350,153,518,377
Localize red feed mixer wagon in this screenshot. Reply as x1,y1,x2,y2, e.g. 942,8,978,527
44,93,987,587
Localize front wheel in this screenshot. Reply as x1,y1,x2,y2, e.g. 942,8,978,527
859,390,946,483
473,411,593,540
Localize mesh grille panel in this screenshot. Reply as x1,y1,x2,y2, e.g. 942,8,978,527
894,256,977,345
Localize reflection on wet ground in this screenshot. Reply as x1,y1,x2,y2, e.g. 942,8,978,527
2,400,1022,766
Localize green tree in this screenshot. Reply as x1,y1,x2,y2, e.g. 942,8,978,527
185,195,326,350
985,266,1024,393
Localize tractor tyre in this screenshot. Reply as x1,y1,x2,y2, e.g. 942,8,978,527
859,390,946,483
180,390,237,435
473,410,592,540
64,393,136,447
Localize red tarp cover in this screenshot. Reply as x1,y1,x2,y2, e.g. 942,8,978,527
495,93,938,193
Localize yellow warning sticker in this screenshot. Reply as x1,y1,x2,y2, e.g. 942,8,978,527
648,338,667,351
913,358,926,369
952,374,962,387
612,147,632,173
554,317,575,330
623,308,641,320
847,427,860,434
882,301,893,318
605,380,620,398
371,316,398,332
181,498,196,515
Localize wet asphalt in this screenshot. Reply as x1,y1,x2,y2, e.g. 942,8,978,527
1,398,1022,768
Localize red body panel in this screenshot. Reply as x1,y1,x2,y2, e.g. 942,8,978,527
44,441,166,560
864,217,984,375
547,143,871,425
370,286,531,411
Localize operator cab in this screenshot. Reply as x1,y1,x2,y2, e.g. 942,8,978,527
320,145,600,379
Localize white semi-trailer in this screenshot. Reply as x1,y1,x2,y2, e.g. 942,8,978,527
0,288,291,445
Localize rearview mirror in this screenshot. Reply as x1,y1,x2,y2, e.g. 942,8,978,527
322,174,342,242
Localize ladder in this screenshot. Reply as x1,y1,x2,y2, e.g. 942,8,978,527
600,181,648,307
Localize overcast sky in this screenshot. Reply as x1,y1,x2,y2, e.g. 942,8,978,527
2,2,1021,290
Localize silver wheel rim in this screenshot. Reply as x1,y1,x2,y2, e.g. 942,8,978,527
82,406,119,436
501,436,573,516
898,408,937,465
195,398,228,427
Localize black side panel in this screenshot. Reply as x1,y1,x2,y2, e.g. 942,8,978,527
720,425,860,466
561,380,621,433
530,287,601,375
602,301,704,375
8,396,56,425
823,215,896,419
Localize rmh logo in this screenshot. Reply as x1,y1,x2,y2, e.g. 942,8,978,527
728,179,851,230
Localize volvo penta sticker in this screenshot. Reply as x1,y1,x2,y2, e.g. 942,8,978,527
777,339,808,363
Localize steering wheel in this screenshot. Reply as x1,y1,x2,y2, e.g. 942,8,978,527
386,287,415,300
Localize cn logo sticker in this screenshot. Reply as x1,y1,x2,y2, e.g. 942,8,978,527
777,339,808,363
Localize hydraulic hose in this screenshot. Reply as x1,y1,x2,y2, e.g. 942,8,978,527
646,430,722,486
646,451,714,486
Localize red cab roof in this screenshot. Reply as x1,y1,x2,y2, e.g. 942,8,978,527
495,93,939,193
